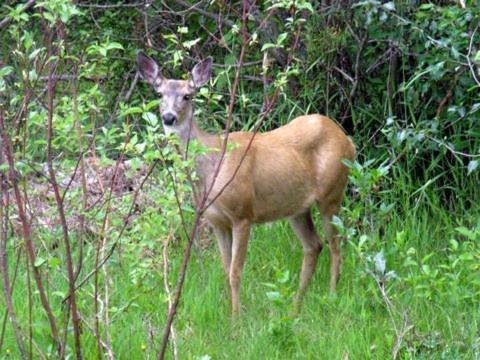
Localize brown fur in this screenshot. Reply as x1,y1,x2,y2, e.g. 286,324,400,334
137,53,356,315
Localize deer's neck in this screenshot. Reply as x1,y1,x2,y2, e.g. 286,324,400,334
174,116,223,196
177,117,220,150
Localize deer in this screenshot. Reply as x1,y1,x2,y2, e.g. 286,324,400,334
137,52,356,315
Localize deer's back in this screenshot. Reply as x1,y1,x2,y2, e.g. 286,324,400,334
204,115,355,226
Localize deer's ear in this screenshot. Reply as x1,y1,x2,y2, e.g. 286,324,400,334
137,52,162,86
190,57,213,88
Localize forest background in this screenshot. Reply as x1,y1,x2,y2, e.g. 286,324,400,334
0,0,479,359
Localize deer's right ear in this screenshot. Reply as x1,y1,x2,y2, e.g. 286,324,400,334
190,57,213,88
137,52,161,86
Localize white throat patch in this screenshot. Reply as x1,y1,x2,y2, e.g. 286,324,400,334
163,124,177,136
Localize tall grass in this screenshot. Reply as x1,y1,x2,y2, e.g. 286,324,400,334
2,184,479,359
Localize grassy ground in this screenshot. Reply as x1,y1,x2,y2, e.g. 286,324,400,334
2,194,479,359
0,184,480,359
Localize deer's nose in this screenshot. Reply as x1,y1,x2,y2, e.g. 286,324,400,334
162,113,176,126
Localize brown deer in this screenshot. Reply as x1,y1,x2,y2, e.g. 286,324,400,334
137,52,356,315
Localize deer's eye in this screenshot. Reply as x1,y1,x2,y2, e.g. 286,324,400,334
183,94,191,101
158,93,163,99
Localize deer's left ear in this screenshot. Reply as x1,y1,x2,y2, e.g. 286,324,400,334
190,57,213,88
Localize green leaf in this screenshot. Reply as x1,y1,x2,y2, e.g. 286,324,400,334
48,257,61,268
106,42,124,51
120,107,143,117
297,2,314,12
28,48,45,61
145,100,160,111
28,69,37,81
418,3,434,10
467,160,478,175
276,33,288,45
266,291,281,302
455,226,476,241
143,112,158,127
382,2,395,11
42,11,55,23
261,43,276,51
0,66,13,78
182,38,200,49
421,264,430,275
451,46,460,60
34,257,46,268
474,51,480,62
276,270,290,284
449,239,459,251
53,291,66,299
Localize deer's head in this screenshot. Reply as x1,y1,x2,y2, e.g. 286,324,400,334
137,52,212,134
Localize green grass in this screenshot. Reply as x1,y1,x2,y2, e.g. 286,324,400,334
2,196,479,359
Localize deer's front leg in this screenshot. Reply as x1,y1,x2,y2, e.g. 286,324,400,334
230,220,251,316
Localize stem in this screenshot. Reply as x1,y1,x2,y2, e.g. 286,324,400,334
45,25,83,359
0,123,27,357
0,102,62,358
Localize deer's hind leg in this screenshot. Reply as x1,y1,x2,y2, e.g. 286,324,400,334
319,201,342,293
289,209,323,307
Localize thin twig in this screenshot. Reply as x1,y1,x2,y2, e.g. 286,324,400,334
162,234,178,360
124,71,140,102
0,101,62,357
77,2,148,9
428,136,480,159
79,314,114,358
71,66,88,281
466,25,480,87
45,24,83,359
0,131,26,356
65,159,160,298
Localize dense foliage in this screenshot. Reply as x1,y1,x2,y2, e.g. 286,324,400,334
0,1,479,359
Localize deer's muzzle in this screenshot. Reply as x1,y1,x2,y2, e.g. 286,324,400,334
162,113,177,126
